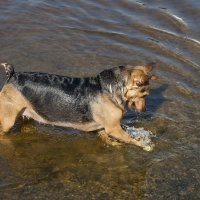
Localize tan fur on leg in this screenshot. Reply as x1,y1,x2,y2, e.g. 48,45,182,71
92,94,145,148
98,129,122,146
105,125,144,147
0,104,19,132
0,84,32,133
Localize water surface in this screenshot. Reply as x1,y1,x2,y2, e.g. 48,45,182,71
0,0,200,199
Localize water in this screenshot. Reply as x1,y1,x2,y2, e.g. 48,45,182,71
0,0,200,199
122,124,155,152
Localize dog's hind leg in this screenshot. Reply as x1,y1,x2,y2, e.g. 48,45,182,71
0,102,19,133
0,84,30,133
0,91,21,133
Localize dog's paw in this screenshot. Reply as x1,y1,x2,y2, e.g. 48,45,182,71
109,140,123,147
98,130,123,147
142,143,155,152
0,128,5,136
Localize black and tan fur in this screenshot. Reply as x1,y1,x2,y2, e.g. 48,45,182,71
0,63,157,148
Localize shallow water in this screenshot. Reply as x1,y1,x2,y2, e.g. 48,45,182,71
0,0,200,199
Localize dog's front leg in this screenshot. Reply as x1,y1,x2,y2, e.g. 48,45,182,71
98,129,122,146
91,94,144,148
105,125,145,148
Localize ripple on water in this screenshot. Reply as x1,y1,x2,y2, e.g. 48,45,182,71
0,0,200,199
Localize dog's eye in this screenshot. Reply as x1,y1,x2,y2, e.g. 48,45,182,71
140,88,146,93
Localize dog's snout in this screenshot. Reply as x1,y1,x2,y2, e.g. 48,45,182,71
135,106,146,112
134,99,146,112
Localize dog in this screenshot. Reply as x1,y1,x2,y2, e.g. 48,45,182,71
0,62,157,148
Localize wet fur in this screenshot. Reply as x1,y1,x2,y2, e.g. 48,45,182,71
9,66,127,123
0,63,157,148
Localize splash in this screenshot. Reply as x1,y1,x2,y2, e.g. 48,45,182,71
122,124,155,152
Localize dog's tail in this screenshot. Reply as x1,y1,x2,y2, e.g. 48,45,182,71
1,63,15,82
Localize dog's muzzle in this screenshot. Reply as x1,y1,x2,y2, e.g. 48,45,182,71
128,99,146,112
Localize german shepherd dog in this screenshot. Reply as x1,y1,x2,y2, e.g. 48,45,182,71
0,63,157,148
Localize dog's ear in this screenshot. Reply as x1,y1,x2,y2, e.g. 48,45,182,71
134,74,158,86
125,62,156,73
140,62,156,74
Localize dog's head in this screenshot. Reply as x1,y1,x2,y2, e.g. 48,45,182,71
124,63,158,112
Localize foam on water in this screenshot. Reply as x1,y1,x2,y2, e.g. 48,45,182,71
121,124,155,152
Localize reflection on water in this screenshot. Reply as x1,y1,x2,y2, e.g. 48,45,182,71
0,0,200,199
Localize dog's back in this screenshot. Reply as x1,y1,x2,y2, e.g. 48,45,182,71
8,71,101,123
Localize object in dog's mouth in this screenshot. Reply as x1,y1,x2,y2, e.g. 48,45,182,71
121,124,155,151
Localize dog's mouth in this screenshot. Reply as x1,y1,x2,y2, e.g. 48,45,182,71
128,98,146,112
128,99,136,111
128,100,136,110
